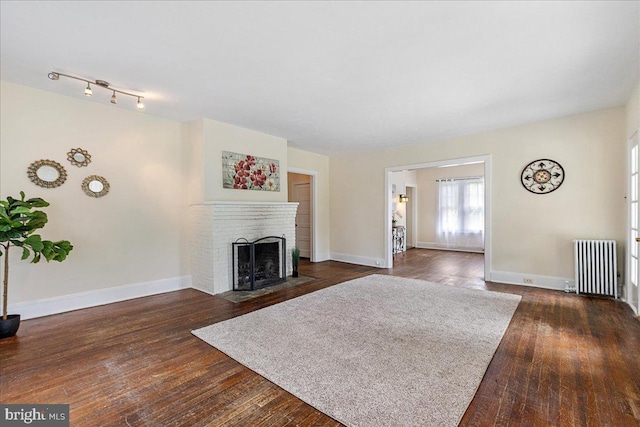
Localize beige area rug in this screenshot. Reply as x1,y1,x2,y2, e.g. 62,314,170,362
192,274,521,427
218,275,315,303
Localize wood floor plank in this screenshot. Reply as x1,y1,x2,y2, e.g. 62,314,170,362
1,249,639,426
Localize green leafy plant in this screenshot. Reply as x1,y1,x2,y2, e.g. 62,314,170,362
0,192,73,320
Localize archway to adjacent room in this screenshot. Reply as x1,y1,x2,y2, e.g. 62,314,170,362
384,155,492,281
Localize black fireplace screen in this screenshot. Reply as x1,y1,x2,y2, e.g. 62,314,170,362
232,236,286,291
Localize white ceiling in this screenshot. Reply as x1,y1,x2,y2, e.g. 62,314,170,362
1,1,638,155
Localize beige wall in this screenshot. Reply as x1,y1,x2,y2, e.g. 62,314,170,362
0,81,330,309
0,81,189,303
330,107,626,280
287,147,331,260
3,77,632,306
186,119,205,205
627,81,640,138
416,163,485,244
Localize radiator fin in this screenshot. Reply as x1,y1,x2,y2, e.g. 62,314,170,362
573,240,617,298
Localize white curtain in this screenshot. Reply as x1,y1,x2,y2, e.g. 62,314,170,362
436,177,484,251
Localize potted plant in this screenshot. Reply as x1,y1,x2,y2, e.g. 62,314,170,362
291,246,300,278
0,192,73,339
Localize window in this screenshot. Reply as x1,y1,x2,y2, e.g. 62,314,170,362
436,177,484,251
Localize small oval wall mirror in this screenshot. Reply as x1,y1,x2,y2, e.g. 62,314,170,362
67,148,92,167
82,175,110,198
27,159,68,188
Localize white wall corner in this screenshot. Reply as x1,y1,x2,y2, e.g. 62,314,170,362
490,270,574,291
8,276,192,320
330,252,387,268
315,252,331,262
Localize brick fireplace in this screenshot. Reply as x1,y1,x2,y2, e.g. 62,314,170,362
189,202,298,294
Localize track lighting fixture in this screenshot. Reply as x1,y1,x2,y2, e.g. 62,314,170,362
47,71,145,110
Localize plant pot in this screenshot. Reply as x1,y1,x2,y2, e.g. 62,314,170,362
292,266,299,278
0,314,20,339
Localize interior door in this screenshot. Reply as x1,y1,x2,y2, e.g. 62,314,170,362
293,183,312,258
628,131,639,315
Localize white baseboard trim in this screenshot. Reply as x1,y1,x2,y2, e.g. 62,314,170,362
330,252,386,268
416,241,484,253
314,252,331,262
490,270,574,291
628,302,639,316
191,284,218,297
8,276,192,320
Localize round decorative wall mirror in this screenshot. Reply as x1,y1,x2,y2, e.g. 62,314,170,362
81,175,110,198
67,148,92,167
27,159,68,188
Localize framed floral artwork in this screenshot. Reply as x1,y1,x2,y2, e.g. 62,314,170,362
222,151,280,191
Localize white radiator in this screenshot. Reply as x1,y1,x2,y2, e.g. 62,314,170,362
573,240,618,298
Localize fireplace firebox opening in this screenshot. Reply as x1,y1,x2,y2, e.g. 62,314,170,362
232,236,286,291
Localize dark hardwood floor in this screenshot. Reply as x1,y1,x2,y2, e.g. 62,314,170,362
1,249,639,426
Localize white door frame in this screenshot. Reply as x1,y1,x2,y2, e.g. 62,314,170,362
384,155,492,281
626,129,639,315
287,167,318,262
405,184,418,248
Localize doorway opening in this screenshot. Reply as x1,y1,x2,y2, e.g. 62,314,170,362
287,168,318,261
385,155,492,280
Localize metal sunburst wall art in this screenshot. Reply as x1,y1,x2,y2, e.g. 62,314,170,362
521,159,565,194
67,148,92,167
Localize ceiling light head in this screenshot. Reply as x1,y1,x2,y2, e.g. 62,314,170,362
47,72,60,80
84,83,92,97
110,91,117,104
137,97,144,110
